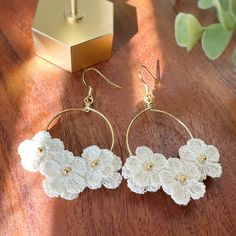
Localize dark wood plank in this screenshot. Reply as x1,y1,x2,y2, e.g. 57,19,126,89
0,0,236,235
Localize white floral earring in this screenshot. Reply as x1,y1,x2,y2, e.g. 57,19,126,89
122,64,222,205
18,68,123,200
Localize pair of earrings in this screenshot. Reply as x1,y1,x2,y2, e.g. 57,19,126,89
18,65,222,205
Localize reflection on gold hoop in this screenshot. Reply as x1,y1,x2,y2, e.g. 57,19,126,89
45,67,122,151
125,107,193,156
126,63,193,156
45,107,115,151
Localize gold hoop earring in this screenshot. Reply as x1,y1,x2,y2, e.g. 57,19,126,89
18,68,123,200
122,64,222,206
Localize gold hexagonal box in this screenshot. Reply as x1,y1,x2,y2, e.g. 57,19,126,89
32,0,114,72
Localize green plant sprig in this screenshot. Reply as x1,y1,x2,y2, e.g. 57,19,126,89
175,0,236,64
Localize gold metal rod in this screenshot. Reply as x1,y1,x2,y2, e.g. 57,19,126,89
125,108,194,156
65,0,84,23
45,107,115,151
70,0,77,16
82,67,122,90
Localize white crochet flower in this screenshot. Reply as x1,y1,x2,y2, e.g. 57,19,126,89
41,150,87,200
160,158,206,205
18,131,64,172
81,146,122,190
179,138,222,180
122,146,167,194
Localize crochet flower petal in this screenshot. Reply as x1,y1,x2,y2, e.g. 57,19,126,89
82,146,122,190
86,171,103,189
135,146,153,162
171,183,190,205
152,153,167,171
188,180,206,200
146,185,160,192
123,148,168,194
21,155,42,172
40,159,61,177
103,173,122,189
198,167,207,181
82,145,101,161
18,140,43,172
184,162,201,181
43,177,65,198
122,166,131,179
32,131,51,143
100,149,114,161
179,145,197,162
205,145,220,162
65,177,86,194
127,179,145,194
47,138,65,151
98,165,114,178
71,157,88,177
18,140,34,159
60,192,78,200
113,155,122,172
162,186,171,195
18,131,67,174
99,151,114,168
206,162,222,178
167,158,184,174
149,171,161,189
187,138,206,154
133,171,150,187
54,150,74,167
124,157,143,174
159,170,175,188
43,179,59,198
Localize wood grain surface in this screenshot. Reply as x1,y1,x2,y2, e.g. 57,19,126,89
0,0,236,235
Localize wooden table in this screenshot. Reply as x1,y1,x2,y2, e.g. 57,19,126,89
0,0,236,235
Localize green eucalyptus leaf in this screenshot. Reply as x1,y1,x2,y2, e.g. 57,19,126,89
186,14,203,51
202,23,233,60
213,0,236,30
175,13,203,51
198,0,213,9
232,47,236,64
219,0,229,10
229,0,236,22
175,13,188,47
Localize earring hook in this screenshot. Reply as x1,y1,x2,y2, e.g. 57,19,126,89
82,67,122,90
82,67,122,110
138,63,159,108
138,64,159,94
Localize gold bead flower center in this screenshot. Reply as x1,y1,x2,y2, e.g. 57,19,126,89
199,155,207,164
92,160,99,167
63,167,71,175
37,146,45,156
178,175,187,184
145,162,154,170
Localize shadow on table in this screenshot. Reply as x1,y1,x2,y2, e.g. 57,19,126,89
109,0,138,52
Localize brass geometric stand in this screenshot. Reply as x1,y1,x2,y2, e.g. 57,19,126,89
32,0,114,72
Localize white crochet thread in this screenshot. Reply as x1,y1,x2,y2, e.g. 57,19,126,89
18,131,64,172
40,150,87,200
81,145,122,189
122,138,222,205
179,138,222,181
159,158,206,205
122,146,167,194
18,131,123,200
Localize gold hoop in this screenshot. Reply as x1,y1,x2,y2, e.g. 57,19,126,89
45,107,115,151
125,107,194,156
